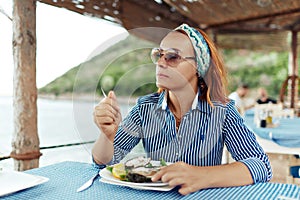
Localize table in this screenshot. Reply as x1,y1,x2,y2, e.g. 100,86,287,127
244,114,300,149
2,161,299,200
243,112,300,184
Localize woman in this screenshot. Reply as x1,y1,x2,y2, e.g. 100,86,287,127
92,24,272,195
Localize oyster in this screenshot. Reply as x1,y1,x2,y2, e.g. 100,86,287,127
125,156,151,169
124,156,166,183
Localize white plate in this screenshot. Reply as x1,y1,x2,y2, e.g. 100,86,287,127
0,170,49,197
99,168,168,187
100,178,175,191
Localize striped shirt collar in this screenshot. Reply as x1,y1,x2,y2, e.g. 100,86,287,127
160,90,207,112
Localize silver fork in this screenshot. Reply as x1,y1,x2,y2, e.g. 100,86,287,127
76,173,99,192
101,87,107,98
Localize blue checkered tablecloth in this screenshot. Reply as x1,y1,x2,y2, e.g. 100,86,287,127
244,115,300,148
2,161,299,200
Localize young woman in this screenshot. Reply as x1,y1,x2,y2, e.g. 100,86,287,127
92,24,272,195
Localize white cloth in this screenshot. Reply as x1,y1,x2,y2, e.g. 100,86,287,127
228,91,245,115
229,92,242,108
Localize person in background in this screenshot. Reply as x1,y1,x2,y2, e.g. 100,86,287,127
92,23,272,195
228,84,254,115
256,87,277,104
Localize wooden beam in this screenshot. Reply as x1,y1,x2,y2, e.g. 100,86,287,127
120,0,198,44
38,0,121,23
206,8,300,30
11,0,41,171
288,31,299,109
125,0,197,27
215,28,282,35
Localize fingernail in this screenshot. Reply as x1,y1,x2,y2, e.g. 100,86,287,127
108,91,114,98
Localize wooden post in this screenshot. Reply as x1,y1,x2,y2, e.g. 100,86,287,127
11,0,41,171
287,31,298,109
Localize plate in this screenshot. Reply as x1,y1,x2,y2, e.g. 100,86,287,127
100,178,175,192
0,170,49,197
99,168,168,187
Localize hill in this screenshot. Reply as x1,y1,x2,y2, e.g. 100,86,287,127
39,35,292,99
39,35,158,97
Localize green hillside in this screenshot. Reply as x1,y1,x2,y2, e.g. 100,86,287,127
39,35,294,99
39,35,158,97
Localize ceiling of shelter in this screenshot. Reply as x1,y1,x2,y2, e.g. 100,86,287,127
38,0,300,51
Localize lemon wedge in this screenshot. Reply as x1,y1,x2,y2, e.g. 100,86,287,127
112,163,127,180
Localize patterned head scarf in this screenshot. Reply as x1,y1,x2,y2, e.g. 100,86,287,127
174,23,211,77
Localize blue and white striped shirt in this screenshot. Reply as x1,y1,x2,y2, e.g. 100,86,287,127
104,91,272,183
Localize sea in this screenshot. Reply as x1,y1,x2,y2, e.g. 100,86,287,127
0,96,143,170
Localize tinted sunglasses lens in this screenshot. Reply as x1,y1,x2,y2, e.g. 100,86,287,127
151,49,182,66
164,52,181,66
151,48,161,64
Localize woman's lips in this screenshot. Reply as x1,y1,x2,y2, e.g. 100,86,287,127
157,73,169,78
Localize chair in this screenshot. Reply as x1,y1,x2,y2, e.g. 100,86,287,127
286,155,300,185
289,166,300,185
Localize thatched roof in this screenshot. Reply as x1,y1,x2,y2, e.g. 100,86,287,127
38,0,300,51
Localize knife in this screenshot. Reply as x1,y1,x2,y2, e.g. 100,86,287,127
77,173,99,192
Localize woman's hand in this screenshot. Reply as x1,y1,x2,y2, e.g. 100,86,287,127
152,161,208,195
152,161,253,196
93,91,122,141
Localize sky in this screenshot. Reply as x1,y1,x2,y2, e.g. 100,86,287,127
0,1,127,96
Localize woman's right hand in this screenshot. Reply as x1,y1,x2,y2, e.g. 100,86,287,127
93,91,122,141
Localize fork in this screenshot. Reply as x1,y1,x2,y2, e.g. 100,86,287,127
76,173,99,192
101,87,107,98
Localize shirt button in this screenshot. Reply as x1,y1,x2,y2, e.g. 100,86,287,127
175,153,179,156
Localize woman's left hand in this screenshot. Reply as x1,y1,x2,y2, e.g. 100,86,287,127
151,161,208,195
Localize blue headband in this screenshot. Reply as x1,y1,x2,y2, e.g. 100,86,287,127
174,24,211,77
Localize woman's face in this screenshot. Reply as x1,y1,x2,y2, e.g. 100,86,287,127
156,31,198,92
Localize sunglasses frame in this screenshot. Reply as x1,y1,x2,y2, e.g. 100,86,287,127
151,48,196,67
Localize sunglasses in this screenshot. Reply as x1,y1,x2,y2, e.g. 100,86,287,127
150,48,196,67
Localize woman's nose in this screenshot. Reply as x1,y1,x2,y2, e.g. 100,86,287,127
157,56,168,68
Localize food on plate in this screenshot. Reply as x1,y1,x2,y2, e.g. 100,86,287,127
106,156,167,183
111,163,127,181
125,156,152,169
